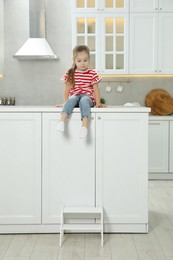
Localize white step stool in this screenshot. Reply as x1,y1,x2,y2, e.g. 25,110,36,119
60,206,104,247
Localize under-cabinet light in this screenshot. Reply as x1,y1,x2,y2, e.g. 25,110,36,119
0,74,3,79
101,74,173,78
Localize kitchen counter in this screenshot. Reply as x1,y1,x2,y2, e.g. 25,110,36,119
0,107,150,233
0,105,150,113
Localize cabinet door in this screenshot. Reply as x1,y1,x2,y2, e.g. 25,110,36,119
0,113,41,224
72,0,99,12
130,0,173,13
72,13,100,71
130,13,158,74
72,0,129,12
42,112,95,224
170,121,173,172
96,113,148,224
159,0,173,12
148,120,169,173
101,13,129,74
103,0,129,12
130,0,157,12
158,13,173,74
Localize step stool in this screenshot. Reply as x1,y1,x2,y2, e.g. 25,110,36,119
59,206,104,247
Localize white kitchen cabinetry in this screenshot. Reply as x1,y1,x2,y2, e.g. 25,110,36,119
72,0,129,12
96,113,148,232
72,0,129,74
0,113,41,224
42,112,95,224
130,0,173,12
148,118,173,179
148,120,169,173
42,111,148,232
169,121,173,173
130,13,157,74
0,107,150,233
130,12,173,74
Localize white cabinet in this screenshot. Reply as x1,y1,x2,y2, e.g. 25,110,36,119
158,13,173,74
96,113,148,231
130,13,157,74
130,0,173,13
148,120,169,173
42,112,95,224
130,12,173,74
0,113,41,224
72,0,129,74
42,111,148,232
170,121,173,172
72,0,129,12
148,118,173,179
0,108,149,233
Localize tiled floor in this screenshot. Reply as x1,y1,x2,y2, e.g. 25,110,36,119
0,180,173,260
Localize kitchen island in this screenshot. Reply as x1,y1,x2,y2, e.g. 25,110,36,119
0,106,150,233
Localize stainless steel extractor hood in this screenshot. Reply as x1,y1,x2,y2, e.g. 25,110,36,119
13,0,57,60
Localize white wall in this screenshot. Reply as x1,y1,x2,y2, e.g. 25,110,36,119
0,0,4,75
0,0,173,106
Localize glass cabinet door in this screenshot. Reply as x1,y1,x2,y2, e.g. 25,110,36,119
72,0,98,11
72,0,129,74
103,0,129,12
72,0,129,12
102,14,128,73
76,0,95,8
73,14,98,70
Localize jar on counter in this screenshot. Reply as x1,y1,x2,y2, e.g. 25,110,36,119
10,97,15,105
0,97,16,105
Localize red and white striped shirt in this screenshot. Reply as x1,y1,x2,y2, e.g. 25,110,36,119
62,69,102,104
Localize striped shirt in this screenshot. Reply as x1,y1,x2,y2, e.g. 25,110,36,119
62,69,102,104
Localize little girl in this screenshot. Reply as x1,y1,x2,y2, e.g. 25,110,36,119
57,45,104,138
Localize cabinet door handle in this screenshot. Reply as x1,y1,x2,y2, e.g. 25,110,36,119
98,116,101,120
149,122,160,125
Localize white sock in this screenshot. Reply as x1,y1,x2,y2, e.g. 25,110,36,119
56,121,65,132
79,126,88,139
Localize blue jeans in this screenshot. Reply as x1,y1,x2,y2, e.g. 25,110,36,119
62,94,94,119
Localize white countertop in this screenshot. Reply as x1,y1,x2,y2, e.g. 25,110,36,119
0,105,151,113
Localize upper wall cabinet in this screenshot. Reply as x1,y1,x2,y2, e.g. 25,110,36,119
72,0,129,12
130,0,173,13
72,0,173,75
0,0,4,75
130,1,173,74
72,0,129,74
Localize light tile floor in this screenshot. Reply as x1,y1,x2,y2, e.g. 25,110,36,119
0,180,173,260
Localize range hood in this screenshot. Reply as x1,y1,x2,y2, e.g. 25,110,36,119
13,0,57,60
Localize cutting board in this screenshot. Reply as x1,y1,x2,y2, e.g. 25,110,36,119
145,88,173,115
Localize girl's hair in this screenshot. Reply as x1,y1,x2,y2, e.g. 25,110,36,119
67,45,90,87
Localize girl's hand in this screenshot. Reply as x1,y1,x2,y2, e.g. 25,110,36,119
95,103,107,108
55,104,63,107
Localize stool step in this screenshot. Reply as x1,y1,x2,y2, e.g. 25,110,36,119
63,206,103,214
63,224,102,231
59,206,104,247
